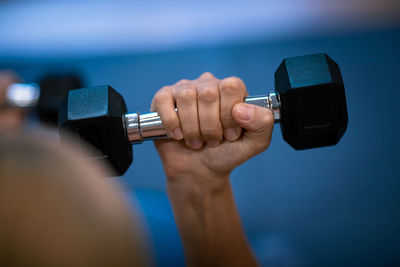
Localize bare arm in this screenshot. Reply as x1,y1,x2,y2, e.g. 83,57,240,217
152,73,274,266
167,173,257,266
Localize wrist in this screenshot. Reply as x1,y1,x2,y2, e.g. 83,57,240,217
166,171,230,200
166,172,232,231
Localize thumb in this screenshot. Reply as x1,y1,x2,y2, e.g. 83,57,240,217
232,103,274,157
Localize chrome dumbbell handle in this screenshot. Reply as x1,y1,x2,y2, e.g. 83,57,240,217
4,83,41,108
124,92,280,144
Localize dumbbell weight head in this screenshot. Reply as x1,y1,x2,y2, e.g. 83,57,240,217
58,85,133,175
275,54,348,149
3,73,84,125
38,74,83,125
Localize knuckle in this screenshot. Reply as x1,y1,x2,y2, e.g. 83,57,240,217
199,72,215,80
175,79,191,87
158,86,172,94
160,85,172,91
263,110,275,126
177,78,189,84
253,109,274,134
178,87,197,102
219,77,245,95
198,86,219,103
151,88,171,110
153,89,171,104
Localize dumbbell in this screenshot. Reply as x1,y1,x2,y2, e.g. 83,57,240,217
59,53,348,175
4,73,83,125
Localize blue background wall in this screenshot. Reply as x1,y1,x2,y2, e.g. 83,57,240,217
1,26,400,266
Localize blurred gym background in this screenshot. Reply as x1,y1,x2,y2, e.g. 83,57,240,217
1,0,399,266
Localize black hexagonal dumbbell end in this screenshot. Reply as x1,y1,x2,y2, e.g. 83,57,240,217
58,85,132,175
38,73,83,125
274,53,348,150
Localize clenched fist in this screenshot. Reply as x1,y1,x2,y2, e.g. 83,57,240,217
151,72,274,178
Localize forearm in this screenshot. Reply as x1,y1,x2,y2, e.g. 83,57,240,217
167,173,258,267
153,73,272,266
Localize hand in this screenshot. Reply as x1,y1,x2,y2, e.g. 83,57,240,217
151,72,273,266
0,71,26,133
151,72,274,179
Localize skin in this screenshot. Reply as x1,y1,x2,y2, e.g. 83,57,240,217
0,71,26,133
0,134,150,267
151,72,275,266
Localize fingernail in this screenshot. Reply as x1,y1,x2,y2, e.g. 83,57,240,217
172,128,183,140
237,104,254,121
190,139,203,150
224,127,241,141
207,139,220,147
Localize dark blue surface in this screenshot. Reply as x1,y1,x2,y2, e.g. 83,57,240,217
285,53,332,88
67,86,110,119
2,28,400,266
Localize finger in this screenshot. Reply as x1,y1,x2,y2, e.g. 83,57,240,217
175,80,203,149
197,72,222,147
151,87,183,140
218,77,248,141
232,103,274,157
